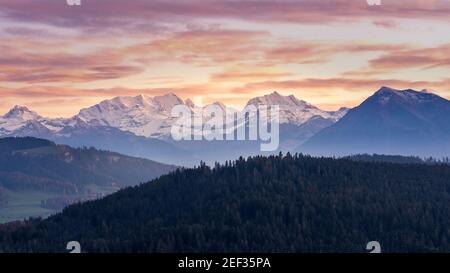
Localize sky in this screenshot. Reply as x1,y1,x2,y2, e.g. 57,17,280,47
1,0,450,117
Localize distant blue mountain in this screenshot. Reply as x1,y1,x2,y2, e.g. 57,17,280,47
300,87,450,157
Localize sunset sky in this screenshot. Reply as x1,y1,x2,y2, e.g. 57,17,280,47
1,0,450,117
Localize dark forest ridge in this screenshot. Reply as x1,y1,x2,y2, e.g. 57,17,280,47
2,153,450,253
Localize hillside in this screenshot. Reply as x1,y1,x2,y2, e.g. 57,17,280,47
1,154,450,253
0,137,177,222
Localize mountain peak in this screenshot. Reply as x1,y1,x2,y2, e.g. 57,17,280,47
248,91,286,105
375,86,438,96
4,105,40,120
375,86,399,94
153,93,185,111
208,101,227,111
247,91,315,109
136,94,152,102
245,92,346,125
266,91,285,100
302,86,450,157
6,105,31,113
372,87,442,106
185,99,195,108
156,92,180,99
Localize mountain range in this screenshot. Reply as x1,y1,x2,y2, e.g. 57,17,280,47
1,87,450,165
0,92,348,165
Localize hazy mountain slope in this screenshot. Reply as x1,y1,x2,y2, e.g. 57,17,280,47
0,187,7,208
165,118,337,165
49,123,194,166
0,137,177,191
301,87,450,157
0,137,177,222
1,154,450,253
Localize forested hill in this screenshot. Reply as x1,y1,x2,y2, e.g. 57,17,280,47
2,154,450,253
0,137,177,193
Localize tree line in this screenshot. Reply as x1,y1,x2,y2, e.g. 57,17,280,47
1,153,450,253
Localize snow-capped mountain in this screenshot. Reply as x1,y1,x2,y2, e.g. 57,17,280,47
77,93,190,138
5,87,450,163
301,86,450,157
0,92,346,139
0,91,350,165
0,106,42,132
75,91,341,139
77,93,241,139
0,106,78,137
246,91,348,125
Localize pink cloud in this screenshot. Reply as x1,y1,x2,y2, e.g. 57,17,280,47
1,0,450,34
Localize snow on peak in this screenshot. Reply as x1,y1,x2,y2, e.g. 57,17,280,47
246,92,346,124
330,107,351,121
0,105,46,133
207,101,227,111
111,94,153,109
185,99,195,108
376,86,398,93
0,92,350,139
152,93,185,112
374,86,441,105
247,91,310,107
4,105,41,120
76,93,188,138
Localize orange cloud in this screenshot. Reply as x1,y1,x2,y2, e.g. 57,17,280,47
266,43,407,65
210,65,292,82
1,0,450,115
337,43,450,78
0,28,268,84
369,44,450,71
128,29,268,66
0,38,145,83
